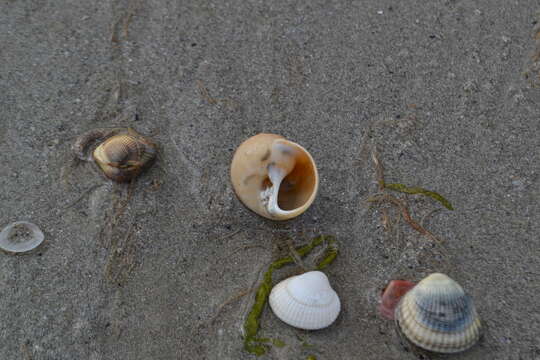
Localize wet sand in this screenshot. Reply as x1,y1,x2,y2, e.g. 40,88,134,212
1,1,539,359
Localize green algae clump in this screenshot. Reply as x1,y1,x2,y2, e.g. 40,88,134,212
243,235,338,355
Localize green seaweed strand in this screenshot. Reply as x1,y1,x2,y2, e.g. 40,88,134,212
250,337,286,348
243,235,337,355
315,236,338,270
384,183,454,210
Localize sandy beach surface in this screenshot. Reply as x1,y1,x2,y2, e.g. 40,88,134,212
1,1,539,359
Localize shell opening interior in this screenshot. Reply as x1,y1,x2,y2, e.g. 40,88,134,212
261,141,317,215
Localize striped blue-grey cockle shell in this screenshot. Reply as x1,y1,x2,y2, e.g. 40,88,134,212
395,273,481,353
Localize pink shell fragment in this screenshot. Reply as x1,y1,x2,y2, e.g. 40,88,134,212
378,280,416,320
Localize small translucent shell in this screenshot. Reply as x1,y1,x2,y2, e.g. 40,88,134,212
93,130,157,183
230,133,319,220
396,273,481,354
0,221,44,253
379,280,416,320
269,271,340,330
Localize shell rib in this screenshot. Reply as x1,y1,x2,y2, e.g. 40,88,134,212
72,128,125,161
230,133,318,220
396,273,481,353
93,130,157,182
269,271,340,330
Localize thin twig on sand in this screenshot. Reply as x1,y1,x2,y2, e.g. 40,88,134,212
368,194,443,244
20,342,32,360
62,184,103,210
196,80,218,105
371,148,391,231
371,147,385,191
217,229,242,241
208,288,252,325
286,238,307,271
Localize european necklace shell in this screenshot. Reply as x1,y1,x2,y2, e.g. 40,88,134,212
230,133,318,220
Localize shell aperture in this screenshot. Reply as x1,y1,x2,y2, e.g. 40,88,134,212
396,273,481,353
261,142,299,217
230,134,318,220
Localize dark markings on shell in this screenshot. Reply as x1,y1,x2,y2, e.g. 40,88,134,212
102,135,142,164
94,133,156,182
73,128,157,182
396,273,481,354
414,292,475,333
243,174,257,185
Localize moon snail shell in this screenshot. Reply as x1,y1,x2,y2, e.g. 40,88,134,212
92,129,157,183
396,273,481,354
230,133,319,220
269,271,341,330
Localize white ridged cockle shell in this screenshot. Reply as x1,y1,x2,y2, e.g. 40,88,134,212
269,271,340,330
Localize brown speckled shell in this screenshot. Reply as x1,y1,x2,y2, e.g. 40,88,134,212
92,130,157,182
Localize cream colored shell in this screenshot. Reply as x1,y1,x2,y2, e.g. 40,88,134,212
230,133,318,220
